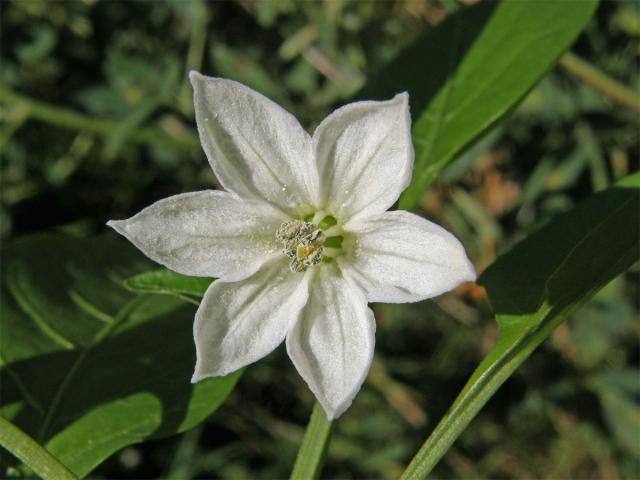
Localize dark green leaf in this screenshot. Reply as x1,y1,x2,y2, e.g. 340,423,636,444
125,268,212,299
359,0,598,210
0,234,240,477
400,172,640,479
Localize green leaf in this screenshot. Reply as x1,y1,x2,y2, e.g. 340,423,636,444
125,268,212,300
400,172,640,479
359,0,598,210
0,234,240,477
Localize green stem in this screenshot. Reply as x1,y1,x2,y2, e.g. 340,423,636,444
0,416,77,480
289,402,333,480
398,296,606,479
0,87,199,152
559,52,640,112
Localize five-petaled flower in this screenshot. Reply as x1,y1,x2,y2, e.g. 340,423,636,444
108,71,476,419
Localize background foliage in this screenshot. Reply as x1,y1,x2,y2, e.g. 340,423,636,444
1,0,638,478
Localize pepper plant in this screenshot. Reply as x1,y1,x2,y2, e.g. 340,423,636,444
1,1,638,479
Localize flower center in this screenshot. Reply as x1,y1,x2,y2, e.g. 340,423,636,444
275,214,343,273
276,220,324,272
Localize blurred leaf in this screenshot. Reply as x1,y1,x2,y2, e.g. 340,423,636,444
545,422,615,479
517,76,580,123
210,43,289,105
568,278,634,369
590,368,640,396
400,172,640,479
438,125,502,183
590,370,640,460
279,25,318,61
521,157,556,205
125,268,212,299
611,3,640,36
283,58,319,96
0,234,240,477
16,26,58,64
254,0,295,27
77,51,178,118
359,0,598,210
75,85,129,117
103,59,180,159
546,145,589,191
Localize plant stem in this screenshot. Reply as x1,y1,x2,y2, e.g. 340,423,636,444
289,402,333,480
559,52,640,112
398,284,627,479
0,416,77,480
0,87,200,152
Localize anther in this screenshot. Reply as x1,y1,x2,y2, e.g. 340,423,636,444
276,220,325,272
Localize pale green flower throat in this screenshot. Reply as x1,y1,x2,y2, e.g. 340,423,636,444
276,214,343,272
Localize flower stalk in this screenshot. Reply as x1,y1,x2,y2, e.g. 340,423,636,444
290,402,333,480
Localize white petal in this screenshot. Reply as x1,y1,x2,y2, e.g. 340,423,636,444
286,268,375,419
108,190,286,282
313,93,413,224
190,71,320,213
340,211,476,303
192,259,311,380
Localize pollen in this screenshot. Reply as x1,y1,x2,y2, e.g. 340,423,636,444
276,220,325,272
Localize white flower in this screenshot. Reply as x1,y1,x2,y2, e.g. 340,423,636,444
108,71,476,420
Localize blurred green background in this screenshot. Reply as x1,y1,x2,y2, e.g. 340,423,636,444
1,0,638,478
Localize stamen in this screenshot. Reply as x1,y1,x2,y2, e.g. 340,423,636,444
276,220,325,273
